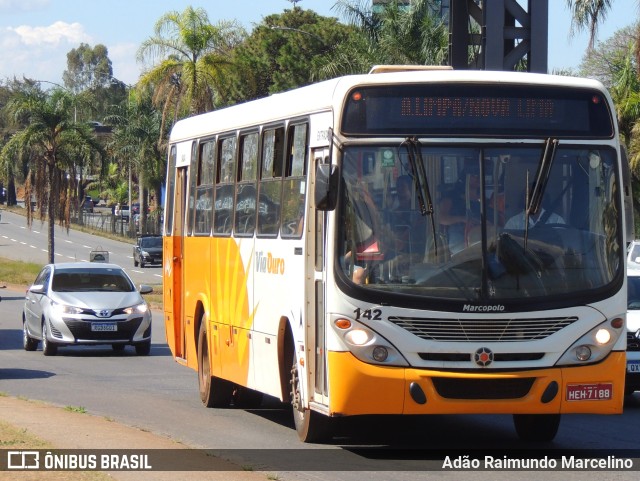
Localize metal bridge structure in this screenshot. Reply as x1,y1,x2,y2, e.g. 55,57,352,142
449,0,549,72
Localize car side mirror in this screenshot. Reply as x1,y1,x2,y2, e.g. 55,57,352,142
139,284,153,295
29,284,46,294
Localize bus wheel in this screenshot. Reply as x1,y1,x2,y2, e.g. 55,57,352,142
513,414,560,442
290,360,331,443
198,320,232,408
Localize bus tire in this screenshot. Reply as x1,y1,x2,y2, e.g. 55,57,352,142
290,359,332,443
198,320,232,408
513,414,560,442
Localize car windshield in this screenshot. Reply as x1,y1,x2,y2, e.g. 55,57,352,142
337,143,622,305
629,276,640,310
51,269,134,292
140,237,162,248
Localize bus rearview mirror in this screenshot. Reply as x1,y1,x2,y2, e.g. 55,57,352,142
315,163,339,211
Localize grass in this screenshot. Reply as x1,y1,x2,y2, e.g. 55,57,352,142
64,405,88,414
0,420,112,481
0,257,44,286
0,255,163,310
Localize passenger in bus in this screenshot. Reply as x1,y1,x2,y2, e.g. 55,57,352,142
438,171,481,254
504,192,565,229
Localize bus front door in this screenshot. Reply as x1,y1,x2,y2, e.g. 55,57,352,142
170,166,188,361
310,147,330,406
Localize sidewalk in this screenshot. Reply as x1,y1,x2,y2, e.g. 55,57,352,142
0,395,275,481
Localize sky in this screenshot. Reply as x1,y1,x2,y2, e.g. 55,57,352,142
0,0,636,86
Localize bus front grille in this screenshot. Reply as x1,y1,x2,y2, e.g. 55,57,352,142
389,316,578,342
432,377,535,400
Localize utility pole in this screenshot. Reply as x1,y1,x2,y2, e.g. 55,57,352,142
449,0,548,73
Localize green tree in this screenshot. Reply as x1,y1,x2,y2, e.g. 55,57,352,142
324,0,449,76
228,7,353,102
566,0,614,51
62,43,127,123
137,6,246,126
0,86,103,262
578,24,637,88
105,91,163,235
63,43,113,92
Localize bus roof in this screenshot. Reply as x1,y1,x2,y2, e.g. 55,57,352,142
169,70,609,143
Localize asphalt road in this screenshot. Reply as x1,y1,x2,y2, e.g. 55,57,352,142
0,208,162,286
1,208,640,480
1,288,639,480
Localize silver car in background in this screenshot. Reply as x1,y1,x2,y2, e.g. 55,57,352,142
22,262,153,356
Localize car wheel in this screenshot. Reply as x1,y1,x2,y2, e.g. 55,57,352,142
134,258,139,267
135,340,151,356
140,259,145,268
22,318,38,351
41,319,58,356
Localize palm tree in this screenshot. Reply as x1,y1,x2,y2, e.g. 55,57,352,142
1,86,103,262
566,0,614,51
323,0,448,76
105,92,163,235
137,6,246,127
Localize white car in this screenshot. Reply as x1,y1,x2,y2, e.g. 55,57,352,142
23,262,153,356
627,240,640,270
626,269,640,394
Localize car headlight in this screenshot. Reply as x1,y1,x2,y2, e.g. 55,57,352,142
557,317,624,366
51,301,83,315
141,250,150,257
124,303,149,315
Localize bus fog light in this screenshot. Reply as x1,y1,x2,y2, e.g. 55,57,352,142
575,345,592,361
595,328,611,345
372,346,388,362
345,329,370,346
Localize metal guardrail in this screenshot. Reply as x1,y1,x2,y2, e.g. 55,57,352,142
73,210,162,239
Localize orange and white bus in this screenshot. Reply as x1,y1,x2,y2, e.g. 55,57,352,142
163,67,632,442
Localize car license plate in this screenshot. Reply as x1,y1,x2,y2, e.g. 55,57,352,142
627,360,640,373
566,383,612,401
91,323,117,332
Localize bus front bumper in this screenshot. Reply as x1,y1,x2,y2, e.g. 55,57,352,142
327,351,625,416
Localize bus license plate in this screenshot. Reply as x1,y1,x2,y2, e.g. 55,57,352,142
627,361,640,373
566,383,612,401
91,323,117,332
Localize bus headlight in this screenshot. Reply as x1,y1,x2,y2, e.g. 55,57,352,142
345,329,370,346
594,328,611,345
333,316,408,366
557,318,623,366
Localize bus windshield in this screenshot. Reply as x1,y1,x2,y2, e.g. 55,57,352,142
337,143,622,304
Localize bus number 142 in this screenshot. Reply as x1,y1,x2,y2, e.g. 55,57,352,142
354,308,382,321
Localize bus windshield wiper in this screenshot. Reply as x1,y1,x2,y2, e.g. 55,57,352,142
524,138,558,249
400,137,437,255
527,138,558,220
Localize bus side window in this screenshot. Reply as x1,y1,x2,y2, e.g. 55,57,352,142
186,142,199,236
257,127,284,237
194,140,215,235
164,146,177,236
281,123,308,238
214,136,236,236
235,132,258,236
